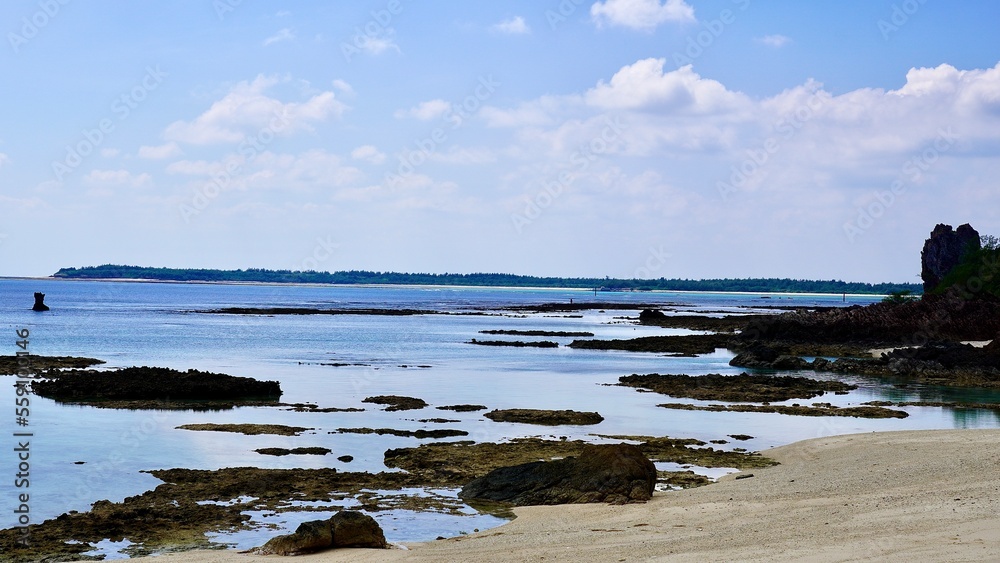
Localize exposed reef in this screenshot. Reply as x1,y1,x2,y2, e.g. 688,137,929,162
618,373,856,402
362,395,429,411
437,404,487,412
459,444,657,506
657,402,908,419
333,427,469,439
468,339,559,348
637,310,772,332
1,435,774,561
569,334,732,356
29,366,281,408
484,409,604,426
177,423,312,436
255,447,332,456
479,329,595,337
0,355,104,374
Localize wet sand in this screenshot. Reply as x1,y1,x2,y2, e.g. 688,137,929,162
144,429,1000,562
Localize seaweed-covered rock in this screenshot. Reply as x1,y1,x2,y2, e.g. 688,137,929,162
30,366,280,405
459,443,656,506
256,511,386,555
618,373,856,402
484,408,604,426
328,510,388,548
362,395,428,411
922,223,980,292
259,519,333,555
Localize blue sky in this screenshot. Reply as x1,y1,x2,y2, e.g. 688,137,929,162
2,0,999,282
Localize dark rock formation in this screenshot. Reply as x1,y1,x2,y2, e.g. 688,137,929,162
618,372,855,402
638,308,667,323
739,295,1000,346
32,292,49,311
257,511,387,555
362,395,428,411
568,333,732,356
328,510,388,548
484,408,604,426
30,366,281,405
728,344,811,371
255,447,331,456
437,404,487,412
334,427,469,439
459,443,656,506
921,223,980,292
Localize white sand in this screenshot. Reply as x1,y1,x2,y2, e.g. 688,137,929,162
870,341,991,357
145,429,1000,562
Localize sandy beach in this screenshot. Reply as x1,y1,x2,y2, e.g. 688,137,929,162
143,429,1000,562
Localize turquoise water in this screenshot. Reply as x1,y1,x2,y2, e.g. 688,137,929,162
2,279,998,552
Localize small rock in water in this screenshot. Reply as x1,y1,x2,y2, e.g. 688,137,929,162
32,292,50,311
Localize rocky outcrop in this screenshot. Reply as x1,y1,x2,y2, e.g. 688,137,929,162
921,223,980,292
32,292,49,311
728,344,811,371
740,294,1000,345
459,443,656,506
483,408,604,426
257,511,387,555
362,395,428,411
30,366,281,406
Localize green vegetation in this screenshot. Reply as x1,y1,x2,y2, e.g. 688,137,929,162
882,289,917,304
52,264,920,295
932,235,1000,298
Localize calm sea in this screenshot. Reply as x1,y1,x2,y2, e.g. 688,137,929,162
2,278,999,556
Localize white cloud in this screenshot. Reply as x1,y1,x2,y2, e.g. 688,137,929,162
164,75,347,145
331,79,354,95
591,0,695,30
263,28,295,47
358,31,399,56
395,99,450,120
493,16,530,34
429,146,497,165
138,142,182,159
83,169,152,194
100,148,120,158
758,34,791,48
585,59,748,114
351,145,386,164
0,153,8,169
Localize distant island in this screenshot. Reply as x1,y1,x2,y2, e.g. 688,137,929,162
51,265,920,295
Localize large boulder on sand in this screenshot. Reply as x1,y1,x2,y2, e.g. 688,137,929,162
921,223,980,292
256,510,387,555
459,443,656,506
328,510,388,548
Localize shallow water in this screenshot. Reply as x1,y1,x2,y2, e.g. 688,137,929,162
2,279,998,552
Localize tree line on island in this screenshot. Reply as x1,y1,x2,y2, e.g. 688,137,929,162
51,264,921,295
